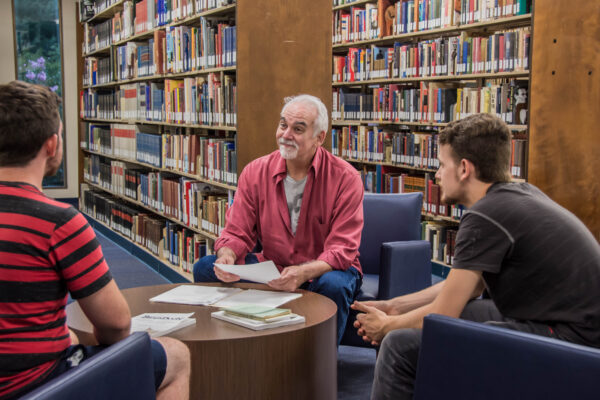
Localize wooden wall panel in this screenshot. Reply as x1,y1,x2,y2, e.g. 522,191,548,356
529,0,600,240
237,0,332,174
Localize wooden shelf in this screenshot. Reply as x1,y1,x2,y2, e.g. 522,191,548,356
83,44,112,57
112,25,163,46
423,212,461,223
86,0,124,23
170,3,237,27
341,157,438,173
333,71,530,86
81,209,193,282
82,147,237,191
332,0,373,11
333,14,532,51
81,117,237,132
83,66,236,89
332,120,528,132
83,179,220,241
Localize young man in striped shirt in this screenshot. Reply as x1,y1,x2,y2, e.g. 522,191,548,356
0,81,190,399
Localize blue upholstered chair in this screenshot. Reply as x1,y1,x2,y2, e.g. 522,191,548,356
341,192,432,347
414,314,600,400
20,332,156,400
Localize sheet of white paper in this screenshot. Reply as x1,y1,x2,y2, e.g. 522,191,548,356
214,261,281,284
213,289,302,308
149,285,243,305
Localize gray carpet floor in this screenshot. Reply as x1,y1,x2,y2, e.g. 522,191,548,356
95,230,376,399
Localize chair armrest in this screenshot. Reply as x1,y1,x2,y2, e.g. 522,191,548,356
379,240,431,299
21,332,156,400
414,314,600,400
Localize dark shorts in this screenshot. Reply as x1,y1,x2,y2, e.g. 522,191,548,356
43,339,167,389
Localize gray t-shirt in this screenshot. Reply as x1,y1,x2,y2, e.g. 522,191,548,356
284,175,307,235
453,182,600,347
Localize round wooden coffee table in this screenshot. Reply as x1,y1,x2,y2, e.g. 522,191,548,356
66,283,337,400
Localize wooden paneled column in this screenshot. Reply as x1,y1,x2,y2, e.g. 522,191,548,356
236,0,332,172
528,0,600,239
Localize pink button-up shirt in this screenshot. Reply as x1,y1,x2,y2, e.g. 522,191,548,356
215,147,364,274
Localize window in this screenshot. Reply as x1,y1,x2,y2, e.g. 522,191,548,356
13,0,66,188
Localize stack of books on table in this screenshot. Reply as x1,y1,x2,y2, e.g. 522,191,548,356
211,304,305,331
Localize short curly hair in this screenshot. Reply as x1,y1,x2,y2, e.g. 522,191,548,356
439,113,511,183
0,80,62,167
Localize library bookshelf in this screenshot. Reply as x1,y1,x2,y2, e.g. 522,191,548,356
77,0,331,281
331,0,533,267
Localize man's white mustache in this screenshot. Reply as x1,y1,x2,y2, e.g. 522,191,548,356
278,139,299,149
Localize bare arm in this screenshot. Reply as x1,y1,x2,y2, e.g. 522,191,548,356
353,269,483,344
76,280,131,345
372,281,446,314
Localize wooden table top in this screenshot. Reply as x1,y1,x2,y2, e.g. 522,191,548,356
67,282,337,342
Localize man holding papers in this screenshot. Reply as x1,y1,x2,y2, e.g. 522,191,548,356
193,94,364,344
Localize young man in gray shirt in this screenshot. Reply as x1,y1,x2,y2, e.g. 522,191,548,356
352,113,600,400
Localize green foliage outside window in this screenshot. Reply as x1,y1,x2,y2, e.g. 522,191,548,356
13,0,65,188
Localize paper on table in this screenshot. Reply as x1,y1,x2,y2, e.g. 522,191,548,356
131,313,196,337
149,285,243,305
213,289,302,308
214,261,281,284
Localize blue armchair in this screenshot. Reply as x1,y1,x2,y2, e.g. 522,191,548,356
20,332,156,400
414,314,600,400
341,192,432,347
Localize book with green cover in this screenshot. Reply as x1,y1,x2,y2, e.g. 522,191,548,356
221,305,291,321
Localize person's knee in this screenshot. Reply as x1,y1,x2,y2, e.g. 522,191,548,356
312,270,352,298
155,337,191,380
193,255,218,282
379,329,422,360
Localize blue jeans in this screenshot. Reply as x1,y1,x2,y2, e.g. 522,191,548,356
193,254,362,344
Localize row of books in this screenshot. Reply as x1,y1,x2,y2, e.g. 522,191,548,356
85,20,235,82
422,221,458,266
333,28,530,83
80,184,214,273
332,79,529,125
80,73,237,127
82,123,238,185
83,57,113,86
332,127,441,169
84,3,236,72
196,0,235,12
359,165,465,220
332,0,531,44
333,126,527,178
165,21,236,73
83,156,230,236
88,0,235,24
84,18,113,54
114,39,159,81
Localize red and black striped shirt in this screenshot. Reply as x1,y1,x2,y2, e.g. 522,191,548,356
0,182,112,399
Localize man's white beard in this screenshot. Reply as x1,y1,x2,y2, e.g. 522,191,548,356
278,139,299,160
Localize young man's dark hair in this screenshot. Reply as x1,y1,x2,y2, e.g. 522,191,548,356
0,80,62,167
439,113,511,183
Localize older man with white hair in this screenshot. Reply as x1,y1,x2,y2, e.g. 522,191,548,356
193,94,364,344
